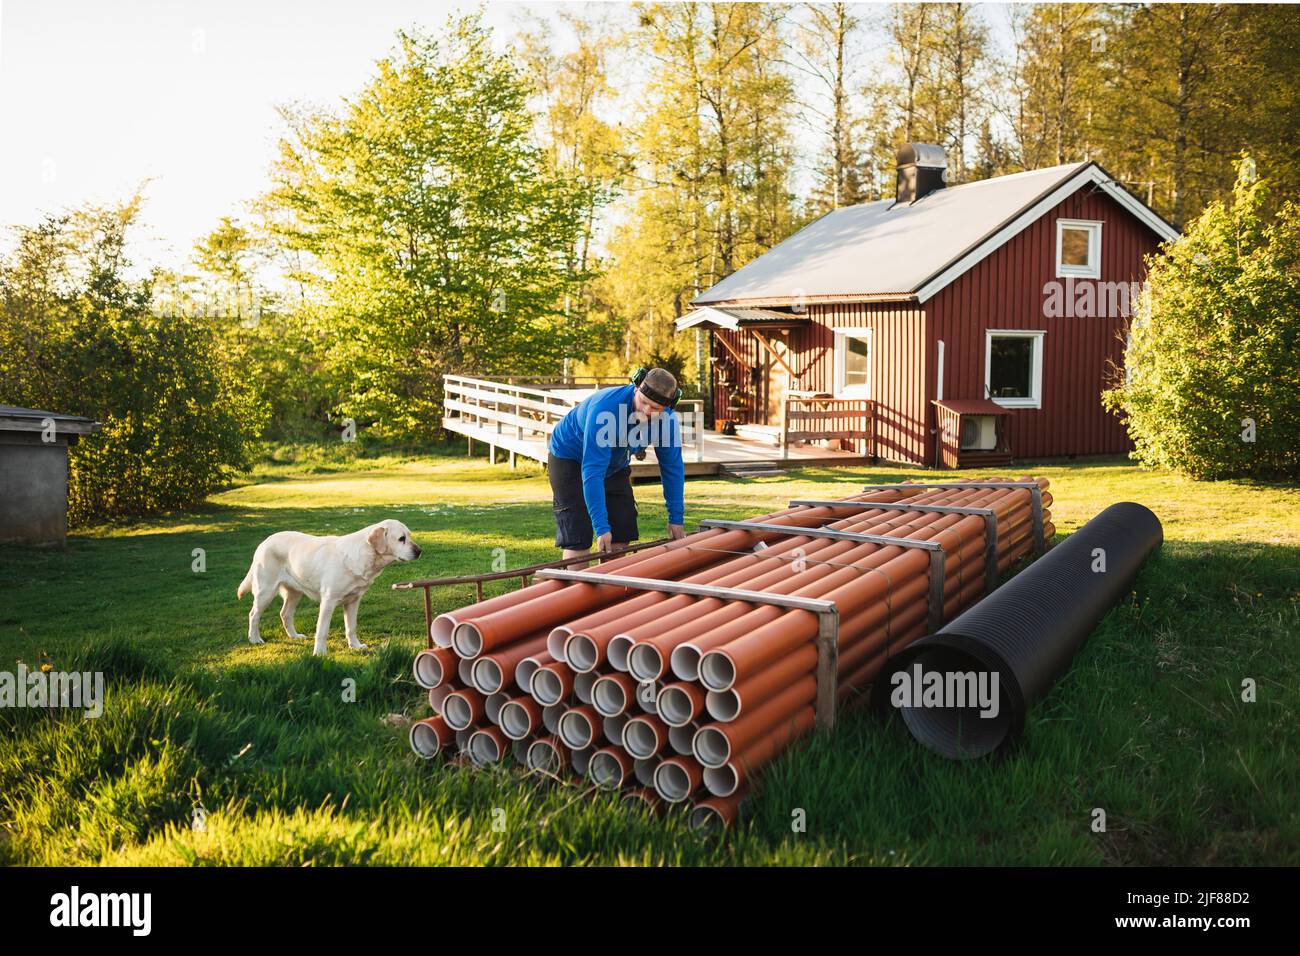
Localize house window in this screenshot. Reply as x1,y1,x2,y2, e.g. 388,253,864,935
985,330,1044,408
1056,219,1102,279
833,328,871,397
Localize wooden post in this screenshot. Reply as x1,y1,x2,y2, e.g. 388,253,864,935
515,390,523,469
694,401,705,463
781,397,791,459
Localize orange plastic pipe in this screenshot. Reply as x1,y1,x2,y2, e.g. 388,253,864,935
588,746,634,790
558,704,603,750
514,653,552,695
468,726,509,765
431,580,566,646
441,687,486,731
705,643,818,722
526,736,569,776
652,755,705,803
469,633,549,693
413,646,460,689
451,489,938,653
703,707,816,798
622,713,671,759
497,695,543,740
590,672,639,717
529,660,574,706
692,676,816,768
690,792,747,831
656,681,708,727
409,715,456,758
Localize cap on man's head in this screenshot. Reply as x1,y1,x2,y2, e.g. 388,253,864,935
639,368,678,407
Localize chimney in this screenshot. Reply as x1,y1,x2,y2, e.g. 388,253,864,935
895,143,947,205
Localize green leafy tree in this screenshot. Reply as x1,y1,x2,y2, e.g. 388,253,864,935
0,197,266,523
262,16,603,439
598,2,797,391
1104,157,1300,479
186,219,336,439
517,9,630,378
1003,3,1104,171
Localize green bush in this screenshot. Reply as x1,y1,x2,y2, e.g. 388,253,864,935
1104,157,1300,479
262,17,608,441
0,199,266,524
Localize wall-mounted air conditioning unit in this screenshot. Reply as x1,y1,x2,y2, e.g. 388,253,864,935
959,414,998,451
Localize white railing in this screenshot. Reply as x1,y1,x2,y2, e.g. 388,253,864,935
443,375,706,463
443,374,571,448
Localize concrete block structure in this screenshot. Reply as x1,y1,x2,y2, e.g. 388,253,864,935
0,406,101,546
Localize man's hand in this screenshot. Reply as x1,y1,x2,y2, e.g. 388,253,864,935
595,531,614,552
667,523,686,541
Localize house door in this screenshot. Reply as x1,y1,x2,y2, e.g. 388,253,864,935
764,330,791,428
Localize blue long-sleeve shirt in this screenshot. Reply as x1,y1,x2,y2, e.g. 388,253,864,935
548,384,685,538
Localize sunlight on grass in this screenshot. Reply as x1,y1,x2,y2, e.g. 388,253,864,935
1,447,1297,865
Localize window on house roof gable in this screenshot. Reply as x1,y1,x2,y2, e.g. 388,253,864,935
1056,219,1102,279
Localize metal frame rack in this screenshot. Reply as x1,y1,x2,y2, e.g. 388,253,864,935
394,481,1047,734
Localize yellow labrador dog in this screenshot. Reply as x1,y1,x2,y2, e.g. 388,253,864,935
237,520,422,656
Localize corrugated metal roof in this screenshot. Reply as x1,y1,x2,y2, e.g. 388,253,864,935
675,305,808,331
719,307,806,323
0,405,95,422
0,406,100,434
692,161,1176,306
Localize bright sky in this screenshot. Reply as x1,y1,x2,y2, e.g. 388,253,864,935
0,0,591,265
0,0,1014,269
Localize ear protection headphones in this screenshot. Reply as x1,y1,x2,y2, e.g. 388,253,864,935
630,366,682,409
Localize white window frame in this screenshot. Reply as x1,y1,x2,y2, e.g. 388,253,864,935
985,330,1045,409
1056,218,1102,279
832,327,872,398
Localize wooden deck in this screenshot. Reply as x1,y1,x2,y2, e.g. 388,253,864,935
443,414,868,477
442,375,869,477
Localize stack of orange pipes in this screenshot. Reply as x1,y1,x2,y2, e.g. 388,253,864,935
409,477,1053,830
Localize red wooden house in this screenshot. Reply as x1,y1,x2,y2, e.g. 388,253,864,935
676,144,1179,468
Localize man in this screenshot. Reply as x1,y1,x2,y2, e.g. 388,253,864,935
547,367,686,559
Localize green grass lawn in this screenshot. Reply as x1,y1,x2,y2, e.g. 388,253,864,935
2,442,1297,865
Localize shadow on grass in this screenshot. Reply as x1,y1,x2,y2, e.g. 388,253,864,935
3,536,1297,864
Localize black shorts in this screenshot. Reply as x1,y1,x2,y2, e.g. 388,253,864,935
548,453,639,550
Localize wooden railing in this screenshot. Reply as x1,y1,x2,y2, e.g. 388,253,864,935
442,374,706,464
443,374,572,446
780,396,874,458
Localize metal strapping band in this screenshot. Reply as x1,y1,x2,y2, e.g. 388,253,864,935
680,543,873,574
697,518,946,633
792,500,1000,593
855,481,1045,556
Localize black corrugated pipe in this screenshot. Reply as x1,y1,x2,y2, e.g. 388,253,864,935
877,502,1163,759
